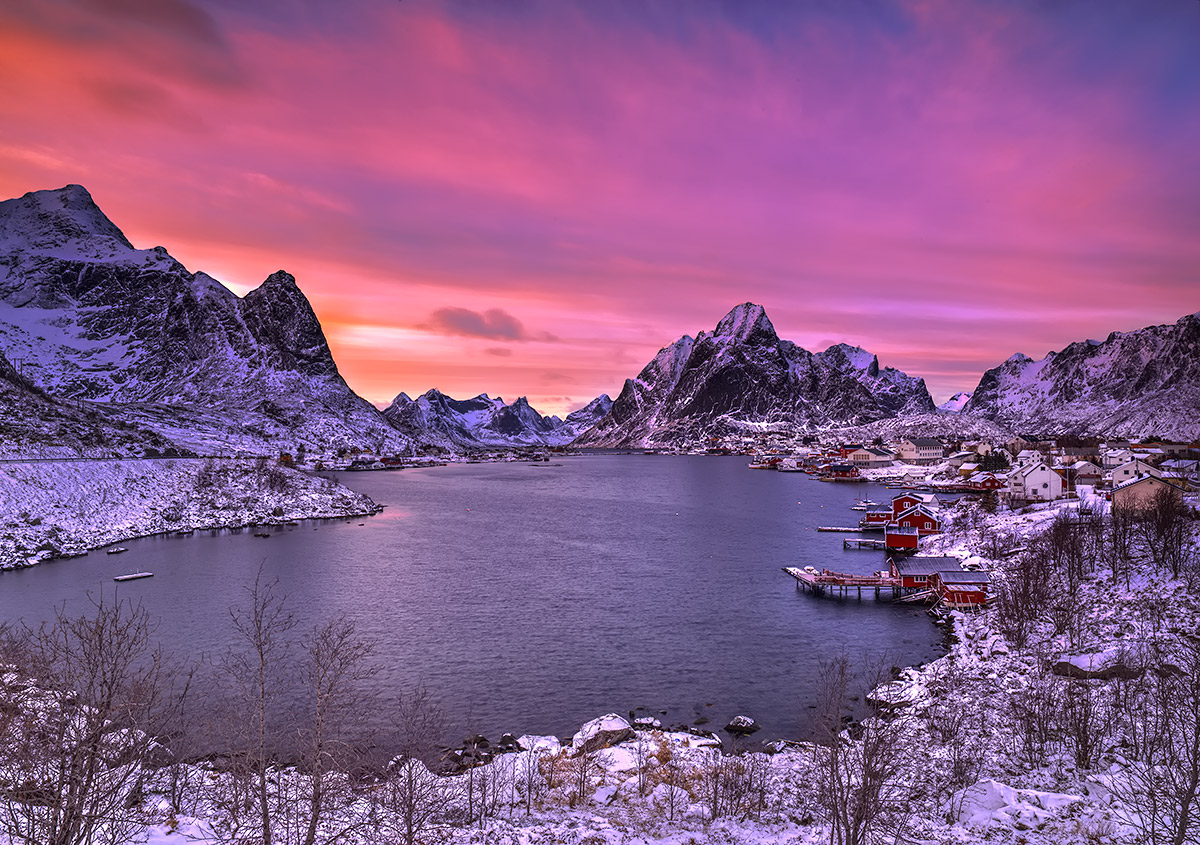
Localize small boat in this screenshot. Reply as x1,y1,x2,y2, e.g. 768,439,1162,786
803,565,818,574
106,547,129,555
113,572,153,582
850,504,869,511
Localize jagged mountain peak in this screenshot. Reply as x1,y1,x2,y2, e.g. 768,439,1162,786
576,303,934,447
0,185,410,454
817,343,880,377
712,302,777,344
937,392,972,414
0,184,135,258
382,388,610,449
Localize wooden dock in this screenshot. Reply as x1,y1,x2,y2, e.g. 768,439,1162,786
782,567,902,600
816,526,861,533
843,537,887,551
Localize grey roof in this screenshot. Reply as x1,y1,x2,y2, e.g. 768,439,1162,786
892,556,960,576
908,437,943,448
937,570,992,585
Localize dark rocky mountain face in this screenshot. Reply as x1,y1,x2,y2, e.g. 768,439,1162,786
382,389,612,450
962,312,1200,440
575,303,934,447
0,185,408,455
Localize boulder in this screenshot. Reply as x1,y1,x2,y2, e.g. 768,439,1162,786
722,715,760,735
571,713,634,756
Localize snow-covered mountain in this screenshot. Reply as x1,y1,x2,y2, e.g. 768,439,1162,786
382,389,612,450
962,312,1200,440
937,392,972,414
0,185,409,455
575,303,935,447
0,348,179,458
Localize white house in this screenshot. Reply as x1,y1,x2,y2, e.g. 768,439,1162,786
1009,461,1064,501
1107,458,1162,486
848,447,895,468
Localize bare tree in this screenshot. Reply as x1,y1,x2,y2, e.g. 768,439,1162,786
0,596,181,845
368,685,458,845
814,654,915,845
1137,486,1191,578
1110,639,1200,845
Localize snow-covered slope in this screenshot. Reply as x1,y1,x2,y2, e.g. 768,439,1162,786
937,392,972,414
0,186,409,455
0,348,179,458
383,389,612,450
962,312,1200,439
575,303,935,447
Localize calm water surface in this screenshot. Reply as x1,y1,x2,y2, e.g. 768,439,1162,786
0,455,943,742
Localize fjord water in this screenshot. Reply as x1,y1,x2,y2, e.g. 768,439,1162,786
0,455,942,743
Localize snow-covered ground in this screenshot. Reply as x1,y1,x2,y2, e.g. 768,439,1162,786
0,457,379,568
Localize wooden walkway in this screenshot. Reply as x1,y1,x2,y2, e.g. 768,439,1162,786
843,537,887,551
782,567,903,600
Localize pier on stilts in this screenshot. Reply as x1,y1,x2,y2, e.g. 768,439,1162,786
782,566,902,601
842,537,887,551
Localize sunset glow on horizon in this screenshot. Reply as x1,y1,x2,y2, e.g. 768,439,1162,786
2,0,1197,415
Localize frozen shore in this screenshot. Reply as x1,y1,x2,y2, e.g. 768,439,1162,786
0,457,380,569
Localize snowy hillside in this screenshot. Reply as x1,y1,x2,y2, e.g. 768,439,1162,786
575,303,935,447
382,389,612,450
0,186,409,455
963,311,1200,439
0,457,379,568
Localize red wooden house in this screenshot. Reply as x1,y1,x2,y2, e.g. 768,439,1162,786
892,505,942,535
890,492,937,519
931,570,991,608
888,556,961,589
884,525,919,552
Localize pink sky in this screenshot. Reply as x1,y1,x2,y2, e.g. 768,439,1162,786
1,0,1197,414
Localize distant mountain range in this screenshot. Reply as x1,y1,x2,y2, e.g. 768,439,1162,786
0,185,1195,456
383,390,612,451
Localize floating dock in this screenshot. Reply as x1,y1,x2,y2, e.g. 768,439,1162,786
782,566,902,600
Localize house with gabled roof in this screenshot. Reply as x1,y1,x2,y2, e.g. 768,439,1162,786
893,504,941,535
895,437,944,465
1107,458,1162,487
1009,461,1064,501
847,446,895,468
888,555,960,590
1112,475,1185,511
931,570,992,608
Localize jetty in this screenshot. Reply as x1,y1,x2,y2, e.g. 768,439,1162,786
816,526,861,533
782,566,902,600
113,572,153,582
843,537,887,551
